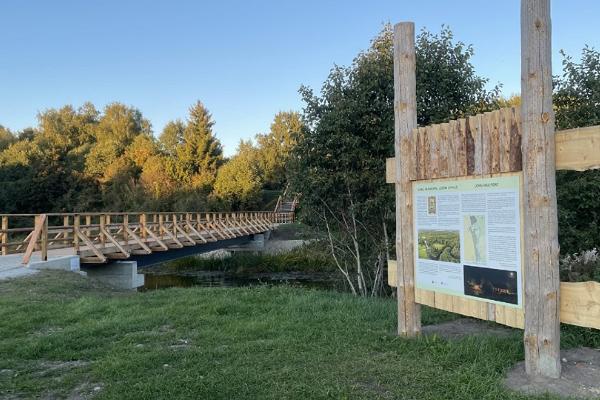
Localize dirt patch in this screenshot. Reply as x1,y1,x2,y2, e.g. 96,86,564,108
33,360,90,377
422,318,518,340
65,382,103,400
505,347,600,399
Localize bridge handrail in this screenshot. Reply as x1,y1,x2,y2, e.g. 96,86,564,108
0,210,295,263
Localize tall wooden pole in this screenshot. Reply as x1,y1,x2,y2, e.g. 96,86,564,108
521,0,561,378
393,22,420,336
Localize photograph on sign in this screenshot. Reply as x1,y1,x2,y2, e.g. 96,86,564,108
412,174,523,308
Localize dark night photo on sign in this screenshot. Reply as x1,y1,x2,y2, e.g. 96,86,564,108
463,265,518,305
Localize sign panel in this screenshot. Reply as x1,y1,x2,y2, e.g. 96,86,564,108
412,173,523,308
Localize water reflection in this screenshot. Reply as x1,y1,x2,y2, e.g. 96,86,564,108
140,270,341,291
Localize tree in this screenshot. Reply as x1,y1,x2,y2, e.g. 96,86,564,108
415,26,500,125
0,125,16,151
159,120,185,156
553,47,600,254
85,103,151,180
213,140,263,209
255,111,303,188
291,25,499,295
175,101,224,189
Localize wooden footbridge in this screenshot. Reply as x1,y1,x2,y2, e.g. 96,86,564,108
0,211,295,266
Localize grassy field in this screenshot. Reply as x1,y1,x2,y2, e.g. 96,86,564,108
0,272,597,399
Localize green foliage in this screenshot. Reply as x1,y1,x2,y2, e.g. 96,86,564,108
416,27,500,125
255,111,303,188
213,140,263,209
158,120,185,156
0,125,16,151
554,47,600,130
0,100,233,213
554,47,600,254
291,25,498,294
210,111,304,209
175,101,223,189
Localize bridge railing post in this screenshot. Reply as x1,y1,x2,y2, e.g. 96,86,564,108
1,216,7,256
99,215,106,248
140,213,147,241
74,214,80,255
158,214,164,240
123,214,129,251
41,214,48,261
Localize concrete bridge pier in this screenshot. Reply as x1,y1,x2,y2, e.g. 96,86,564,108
81,261,144,290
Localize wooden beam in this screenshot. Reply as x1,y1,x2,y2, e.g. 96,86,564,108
142,225,169,251
555,125,600,171
125,226,152,255
393,22,420,337
521,0,561,379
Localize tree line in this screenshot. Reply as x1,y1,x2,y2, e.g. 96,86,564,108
0,102,302,213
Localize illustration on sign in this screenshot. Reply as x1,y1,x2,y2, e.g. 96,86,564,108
412,174,522,307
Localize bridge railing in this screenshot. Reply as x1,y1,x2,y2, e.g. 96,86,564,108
0,211,295,265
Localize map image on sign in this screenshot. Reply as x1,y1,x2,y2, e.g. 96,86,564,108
463,215,486,264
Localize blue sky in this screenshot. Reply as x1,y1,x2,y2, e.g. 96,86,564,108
0,1,598,155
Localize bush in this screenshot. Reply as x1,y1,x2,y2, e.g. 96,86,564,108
559,248,600,282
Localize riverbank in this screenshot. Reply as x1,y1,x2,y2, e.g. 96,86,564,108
0,271,597,399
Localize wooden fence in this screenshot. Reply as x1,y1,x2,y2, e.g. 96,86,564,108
0,211,295,264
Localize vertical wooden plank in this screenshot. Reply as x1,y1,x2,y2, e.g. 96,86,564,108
456,119,468,176
123,214,129,251
481,113,492,175
140,214,147,241
430,125,441,179
499,108,511,172
510,107,523,171
85,215,91,238
439,123,450,176
1,216,7,255
41,214,48,261
63,215,69,245
521,0,561,378
74,215,80,255
393,21,420,336
470,114,483,176
417,127,428,180
489,111,501,173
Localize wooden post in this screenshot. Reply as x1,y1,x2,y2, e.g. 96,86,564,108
85,215,91,238
159,214,164,240
100,215,106,248
140,214,147,241
63,215,69,245
74,215,80,255
123,214,129,251
521,0,561,378
1,216,7,256
393,22,420,336
41,214,48,261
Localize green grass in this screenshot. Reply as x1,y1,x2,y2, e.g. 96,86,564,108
0,272,597,399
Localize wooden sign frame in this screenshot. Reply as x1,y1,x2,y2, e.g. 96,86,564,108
391,1,598,379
